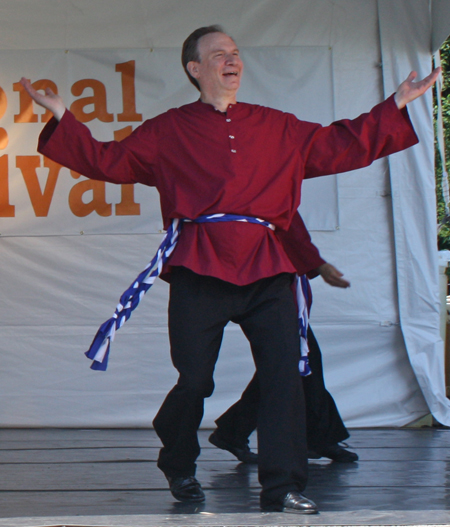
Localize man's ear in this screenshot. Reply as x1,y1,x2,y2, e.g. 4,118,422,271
187,61,200,79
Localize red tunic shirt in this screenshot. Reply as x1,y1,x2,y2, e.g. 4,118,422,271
38,95,418,286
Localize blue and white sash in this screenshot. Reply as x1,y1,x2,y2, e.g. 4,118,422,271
85,213,310,374
297,274,311,376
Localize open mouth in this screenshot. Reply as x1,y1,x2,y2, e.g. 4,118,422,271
223,72,238,76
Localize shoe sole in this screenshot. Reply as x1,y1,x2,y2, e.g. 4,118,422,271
282,507,319,514
261,506,319,514
171,493,205,503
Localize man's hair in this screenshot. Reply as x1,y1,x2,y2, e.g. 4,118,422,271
182,25,225,91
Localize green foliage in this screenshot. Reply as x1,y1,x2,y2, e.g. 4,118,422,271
435,39,450,250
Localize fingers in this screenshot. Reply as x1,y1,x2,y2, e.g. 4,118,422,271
20,77,39,100
20,77,52,97
20,77,32,93
395,67,440,108
318,263,351,288
430,66,442,77
425,66,441,87
18,77,65,120
416,68,440,95
332,276,351,288
324,273,350,288
407,67,440,87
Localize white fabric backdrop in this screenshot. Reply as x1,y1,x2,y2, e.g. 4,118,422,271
0,0,448,428
378,0,450,425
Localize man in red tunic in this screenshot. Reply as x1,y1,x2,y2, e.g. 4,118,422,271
20,24,438,514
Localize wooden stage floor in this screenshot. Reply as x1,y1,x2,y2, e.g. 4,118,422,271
0,427,449,527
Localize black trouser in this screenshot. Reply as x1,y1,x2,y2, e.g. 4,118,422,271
152,267,308,503
214,326,349,452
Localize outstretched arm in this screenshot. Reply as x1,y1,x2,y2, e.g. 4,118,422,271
20,77,66,121
394,67,441,109
20,77,151,186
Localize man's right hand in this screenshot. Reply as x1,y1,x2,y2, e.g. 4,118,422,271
317,262,350,288
20,77,66,121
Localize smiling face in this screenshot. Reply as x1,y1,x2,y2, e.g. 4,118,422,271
187,32,243,104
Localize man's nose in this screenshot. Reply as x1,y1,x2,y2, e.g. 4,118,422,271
225,53,236,64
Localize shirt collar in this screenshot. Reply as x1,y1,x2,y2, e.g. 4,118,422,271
196,98,239,115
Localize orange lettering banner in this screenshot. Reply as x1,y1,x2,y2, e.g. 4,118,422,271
0,47,337,236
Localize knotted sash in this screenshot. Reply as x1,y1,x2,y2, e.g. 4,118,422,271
85,213,310,373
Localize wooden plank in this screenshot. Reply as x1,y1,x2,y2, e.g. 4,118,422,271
0,458,448,492
0,429,257,448
345,428,450,447
0,461,261,491
0,446,244,463
0,447,156,463
2,427,449,450
0,433,254,451
0,487,448,518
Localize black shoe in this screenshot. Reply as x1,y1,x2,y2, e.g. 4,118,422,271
166,475,205,503
309,443,358,463
208,431,258,464
261,491,318,514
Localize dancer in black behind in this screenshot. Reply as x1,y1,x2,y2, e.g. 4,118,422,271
209,219,357,464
